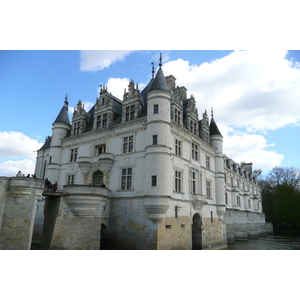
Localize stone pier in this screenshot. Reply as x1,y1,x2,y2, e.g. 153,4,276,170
0,177,44,250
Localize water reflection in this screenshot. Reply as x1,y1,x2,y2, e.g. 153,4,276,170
226,234,300,250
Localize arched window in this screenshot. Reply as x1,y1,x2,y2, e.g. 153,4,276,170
93,170,104,186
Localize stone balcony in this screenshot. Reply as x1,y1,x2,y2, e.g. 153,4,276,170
63,185,108,217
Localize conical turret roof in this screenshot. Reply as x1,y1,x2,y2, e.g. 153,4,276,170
147,67,169,93
53,103,70,125
209,117,222,136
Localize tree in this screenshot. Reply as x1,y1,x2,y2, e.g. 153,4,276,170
260,166,300,226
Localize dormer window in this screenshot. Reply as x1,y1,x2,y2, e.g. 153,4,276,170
73,122,80,135
102,114,108,127
126,105,135,122
174,108,181,124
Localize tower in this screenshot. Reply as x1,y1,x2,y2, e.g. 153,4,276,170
144,60,172,222
209,109,226,220
47,94,71,184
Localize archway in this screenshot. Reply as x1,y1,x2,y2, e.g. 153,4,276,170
100,224,109,250
192,214,202,250
92,170,104,186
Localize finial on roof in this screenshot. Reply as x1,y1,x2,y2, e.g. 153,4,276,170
151,62,155,79
211,107,214,118
159,53,162,67
65,93,69,109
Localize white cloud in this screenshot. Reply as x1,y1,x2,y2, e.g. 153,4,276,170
223,133,284,170
0,131,43,160
0,132,43,177
162,50,300,132
79,50,134,72
0,159,36,177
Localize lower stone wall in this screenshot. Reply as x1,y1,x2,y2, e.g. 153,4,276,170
202,217,227,250
108,198,158,250
158,216,191,250
49,197,103,250
225,209,271,244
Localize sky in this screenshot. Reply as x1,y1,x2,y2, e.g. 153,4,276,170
1,50,300,177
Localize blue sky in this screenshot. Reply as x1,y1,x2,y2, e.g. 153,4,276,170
1,50,300,177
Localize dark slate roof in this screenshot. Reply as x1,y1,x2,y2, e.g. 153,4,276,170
53,104,70,125
39,136,52,150
147,67,169,93
209,117,222,136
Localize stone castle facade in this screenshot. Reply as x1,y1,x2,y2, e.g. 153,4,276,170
0,59,272,250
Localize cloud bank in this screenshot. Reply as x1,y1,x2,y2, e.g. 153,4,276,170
0,131,44,177
160,50,300,170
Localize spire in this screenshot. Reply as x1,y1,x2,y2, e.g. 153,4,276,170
151,62,155,79
159,53,162,67
65,93,69,108
53,95,71,125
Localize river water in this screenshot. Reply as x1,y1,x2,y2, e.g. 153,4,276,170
226,234,300,250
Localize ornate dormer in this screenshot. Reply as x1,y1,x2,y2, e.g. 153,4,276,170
121,80,142,123
183,94,199,135
71,100,90,136
93,85,122,130
199,109,210,143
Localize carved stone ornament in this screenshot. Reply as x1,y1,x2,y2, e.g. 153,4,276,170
192,199,208,210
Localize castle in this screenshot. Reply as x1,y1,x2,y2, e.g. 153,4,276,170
0,57,272,250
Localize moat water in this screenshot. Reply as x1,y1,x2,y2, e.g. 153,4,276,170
226,234,300,250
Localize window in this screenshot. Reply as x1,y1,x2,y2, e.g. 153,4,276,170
73,122,80,135
151,176,157,186
93,171,104,186
153,104,159,114
67,175,75,185
248,199,251,208
225,192,228,204
175,170,182,192
206,181,211,198
175,139,181,156
96,115,101,128
126,105,135,122
210,211,213,222
96,113,108,128
123,136,133,153
97,145,106,155
174,108,181,124
190,121,197,135
192,143,198,160
102,113,108,127
152,135,158,145
237,196,241,207
121,168,132,190
206,156,210,169
191,171,196,194
70,148,78,162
